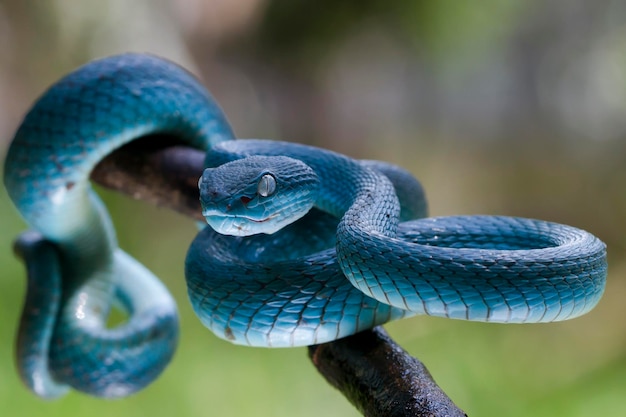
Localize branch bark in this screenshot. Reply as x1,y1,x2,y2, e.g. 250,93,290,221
91,138,467,417
309,327,467,417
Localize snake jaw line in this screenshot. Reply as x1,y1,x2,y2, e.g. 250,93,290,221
203,212,284,236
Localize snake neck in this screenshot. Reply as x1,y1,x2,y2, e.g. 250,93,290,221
312,156,401,239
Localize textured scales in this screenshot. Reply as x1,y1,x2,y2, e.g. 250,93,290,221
4,54,234,398
194,140,607,337
2,54,607,399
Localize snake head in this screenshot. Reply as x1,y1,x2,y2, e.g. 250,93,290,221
199,155,320,236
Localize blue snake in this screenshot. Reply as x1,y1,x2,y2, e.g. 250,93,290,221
3,54,607,399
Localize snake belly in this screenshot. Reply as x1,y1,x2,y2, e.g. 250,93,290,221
3,53,608,399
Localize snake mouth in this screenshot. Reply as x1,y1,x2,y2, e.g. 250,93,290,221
202,209,273,223
210,214,273,224
202,210,280,236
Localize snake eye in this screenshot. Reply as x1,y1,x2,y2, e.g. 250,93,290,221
257,173,276,197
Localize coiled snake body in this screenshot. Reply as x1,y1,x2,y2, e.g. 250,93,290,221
3,54,607,399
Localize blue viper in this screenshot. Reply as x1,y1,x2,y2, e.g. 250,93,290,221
3,54,607,399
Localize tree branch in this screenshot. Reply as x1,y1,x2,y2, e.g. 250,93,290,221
309,327,467,417
91,138,467,417
92,136,205,221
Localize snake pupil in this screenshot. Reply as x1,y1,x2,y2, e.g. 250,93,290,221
257,174,276,197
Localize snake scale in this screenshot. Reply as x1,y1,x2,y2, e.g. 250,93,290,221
2,54,607,399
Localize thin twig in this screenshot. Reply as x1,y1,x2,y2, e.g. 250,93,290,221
91,138,467,417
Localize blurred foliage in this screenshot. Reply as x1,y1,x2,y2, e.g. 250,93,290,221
1,0,625,416
238,0,526,68
250,0,392,64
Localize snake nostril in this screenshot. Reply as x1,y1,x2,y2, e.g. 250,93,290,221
240,196,252,206
202,186,219,200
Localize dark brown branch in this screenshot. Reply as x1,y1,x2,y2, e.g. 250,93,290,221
91,139,467,417
92,136,205,221
309,327,466,417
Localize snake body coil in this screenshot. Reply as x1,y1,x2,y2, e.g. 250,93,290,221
3,54,607,399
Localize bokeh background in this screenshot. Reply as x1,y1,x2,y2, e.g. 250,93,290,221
1,0,625,416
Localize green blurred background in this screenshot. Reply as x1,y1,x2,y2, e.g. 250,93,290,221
1,0,625,415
